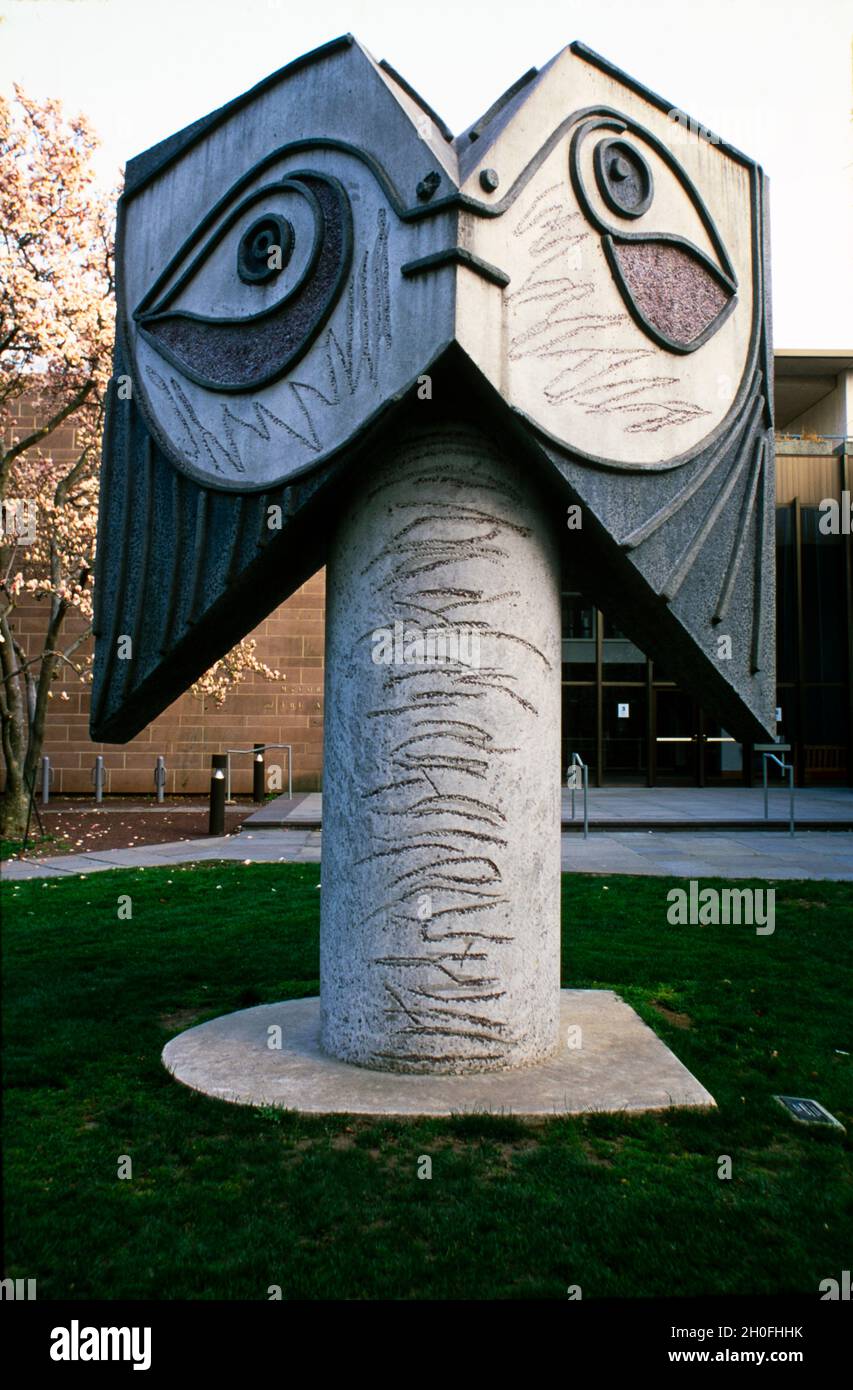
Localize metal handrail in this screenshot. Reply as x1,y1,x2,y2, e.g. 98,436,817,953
567,752,589,839
762,752,795,837
225,743,292,802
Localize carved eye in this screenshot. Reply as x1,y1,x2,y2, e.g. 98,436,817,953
593,138,653,219
134,171,352,392
237,214,294,284
570,115,738,354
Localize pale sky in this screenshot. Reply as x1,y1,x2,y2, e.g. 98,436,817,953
1,0,851,348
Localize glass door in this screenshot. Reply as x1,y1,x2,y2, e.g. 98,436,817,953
703,720,743,783
602,687,647,784
561,685,595,779
654,688,697,785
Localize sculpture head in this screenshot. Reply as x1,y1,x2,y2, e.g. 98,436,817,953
94,36,774,746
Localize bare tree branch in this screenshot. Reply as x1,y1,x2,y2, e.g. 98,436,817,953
0,380,93,493
2,641,91,683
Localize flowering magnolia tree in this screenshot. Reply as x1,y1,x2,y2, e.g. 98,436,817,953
0,89,283,839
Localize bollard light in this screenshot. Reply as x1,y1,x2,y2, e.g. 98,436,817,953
252,744,265,803
208,754,227,836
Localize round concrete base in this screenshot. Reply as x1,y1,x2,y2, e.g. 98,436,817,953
162,991,715,1117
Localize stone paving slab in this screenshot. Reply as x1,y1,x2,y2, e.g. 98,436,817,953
573,788,853,822
244,794,323,827
2,861,72,880
162,991,715,1117
562,831,853,879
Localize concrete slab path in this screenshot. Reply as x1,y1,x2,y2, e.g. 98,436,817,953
3,826,851,881
244,787,853,831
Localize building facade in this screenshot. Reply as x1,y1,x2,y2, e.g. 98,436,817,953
559,354,852,787
5,352,852,795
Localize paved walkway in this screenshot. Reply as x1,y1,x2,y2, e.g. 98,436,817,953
245,787,853,831
3,826,851,881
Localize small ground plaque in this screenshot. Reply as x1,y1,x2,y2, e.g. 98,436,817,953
774,1095,845,1130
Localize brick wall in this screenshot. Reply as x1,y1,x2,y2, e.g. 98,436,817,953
3,396,326,795
9,577,326,795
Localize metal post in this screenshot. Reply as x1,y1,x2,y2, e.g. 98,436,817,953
763,752,795,837
208,754,227,835
41,755,51,806
154,755,166,803
93,754,105,803
225,752,233,804
568,754,589,839
287,746,292,800
253,744,265,803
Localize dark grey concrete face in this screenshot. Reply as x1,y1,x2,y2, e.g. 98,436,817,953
320,424,561,1072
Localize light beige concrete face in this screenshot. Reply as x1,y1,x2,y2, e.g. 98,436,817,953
458,45,755,468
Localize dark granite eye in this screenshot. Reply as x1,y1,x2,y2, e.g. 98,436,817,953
134,171,352,392
237,214,294,284
570,115,737,354
594,139,653,219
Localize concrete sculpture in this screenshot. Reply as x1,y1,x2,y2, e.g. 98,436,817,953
92,37,775,1088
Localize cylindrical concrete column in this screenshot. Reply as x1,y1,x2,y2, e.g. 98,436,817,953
320,422,561,1074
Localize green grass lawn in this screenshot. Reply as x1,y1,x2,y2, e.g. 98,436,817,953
2,862,851,1300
